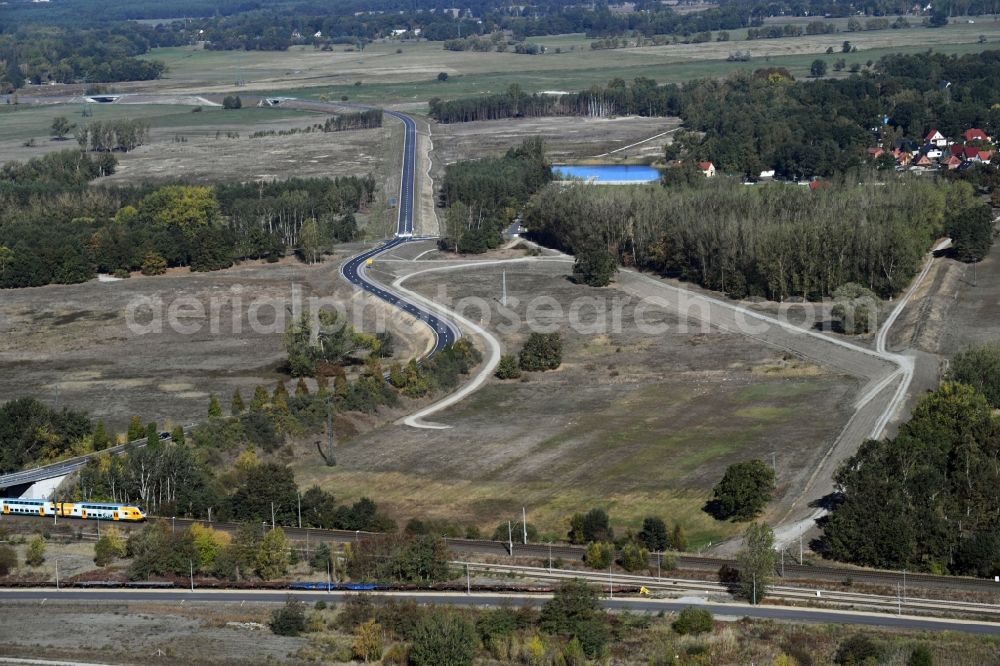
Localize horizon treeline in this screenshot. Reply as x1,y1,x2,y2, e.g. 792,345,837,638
429,49,1000,179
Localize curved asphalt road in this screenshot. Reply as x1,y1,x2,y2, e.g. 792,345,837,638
1,107,455,491
339,108,459,354
4,589,999,634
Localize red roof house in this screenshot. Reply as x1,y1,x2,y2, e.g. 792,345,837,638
925,129,948,146
963,128,990,142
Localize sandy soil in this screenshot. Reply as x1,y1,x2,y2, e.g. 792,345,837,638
431,115,680,170
0,249,430,433
0,601,307,665
101,124,393,186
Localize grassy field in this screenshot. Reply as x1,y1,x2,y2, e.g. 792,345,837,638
292,255,856,549
132,19,1000,106
0,103,315,143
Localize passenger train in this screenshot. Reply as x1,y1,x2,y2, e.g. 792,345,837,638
0,498,146,522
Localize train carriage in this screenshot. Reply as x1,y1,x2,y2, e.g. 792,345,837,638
0,498,146,522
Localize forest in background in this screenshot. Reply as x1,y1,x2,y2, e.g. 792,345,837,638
0,150,373,288
430,50,1000,179
524,177,991,300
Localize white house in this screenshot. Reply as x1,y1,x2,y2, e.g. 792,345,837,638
925,129,948,148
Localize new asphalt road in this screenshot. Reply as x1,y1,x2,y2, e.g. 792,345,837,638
338,107,459,353
4,589,1000,635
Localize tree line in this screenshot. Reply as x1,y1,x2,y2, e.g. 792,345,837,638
0,155,373,288
821,375,1000,576
74,119,150,152
438,137,552,253
429,49,1000,180
523,177,989,300
0,25,171,90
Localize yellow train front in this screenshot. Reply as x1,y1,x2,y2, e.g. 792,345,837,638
1,498,146,522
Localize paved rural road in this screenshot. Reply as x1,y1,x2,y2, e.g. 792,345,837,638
3,589,999,634
336,106,460,355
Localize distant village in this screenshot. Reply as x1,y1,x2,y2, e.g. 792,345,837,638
871,127,996,173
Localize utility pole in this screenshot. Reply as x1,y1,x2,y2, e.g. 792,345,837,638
522,507,527,544
799,535,803,565
271,502,276,530
466,563,471,595
171,516,174,534
327,559,332,593
781,549,785,577
189,560,194,592
609,565,613,599
902,569,906,603
55,559,59,590
753,573,757,605
501,271,507,307
298,493,302,529
548,541,552,572
507,521,513,557
657,552,661,581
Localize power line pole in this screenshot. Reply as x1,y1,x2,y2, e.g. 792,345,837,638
799,535,803,565
189,560,194,592
298,492,302,529
271,502,276,530
522,507,527,544
507,520,513,557
501,271,507,307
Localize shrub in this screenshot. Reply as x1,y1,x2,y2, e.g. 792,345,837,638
583,542,614,570
94,526,127,566
672,606,713,635
909,645,933,666
834,633,882,666
338,593,375,631
572,245,617,286
140,251,167,276
352,619,383,662
495,354,521,379
619,542,649,572
271,596,306,636
638,516,668,551
519,332,562,371
0,544,16,575
408,610,477,666
710,459,775,520
25,535,45,567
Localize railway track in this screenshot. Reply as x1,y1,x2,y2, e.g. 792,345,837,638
456,562,1000,619
4,514,998,598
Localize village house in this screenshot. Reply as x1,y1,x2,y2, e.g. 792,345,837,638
925,129,948,148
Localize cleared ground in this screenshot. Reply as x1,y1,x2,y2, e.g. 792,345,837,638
293,252,858,548
431,115,679,169
0,601,306,665
0,103,316,165
0,250,430,434
889,229,1000,366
